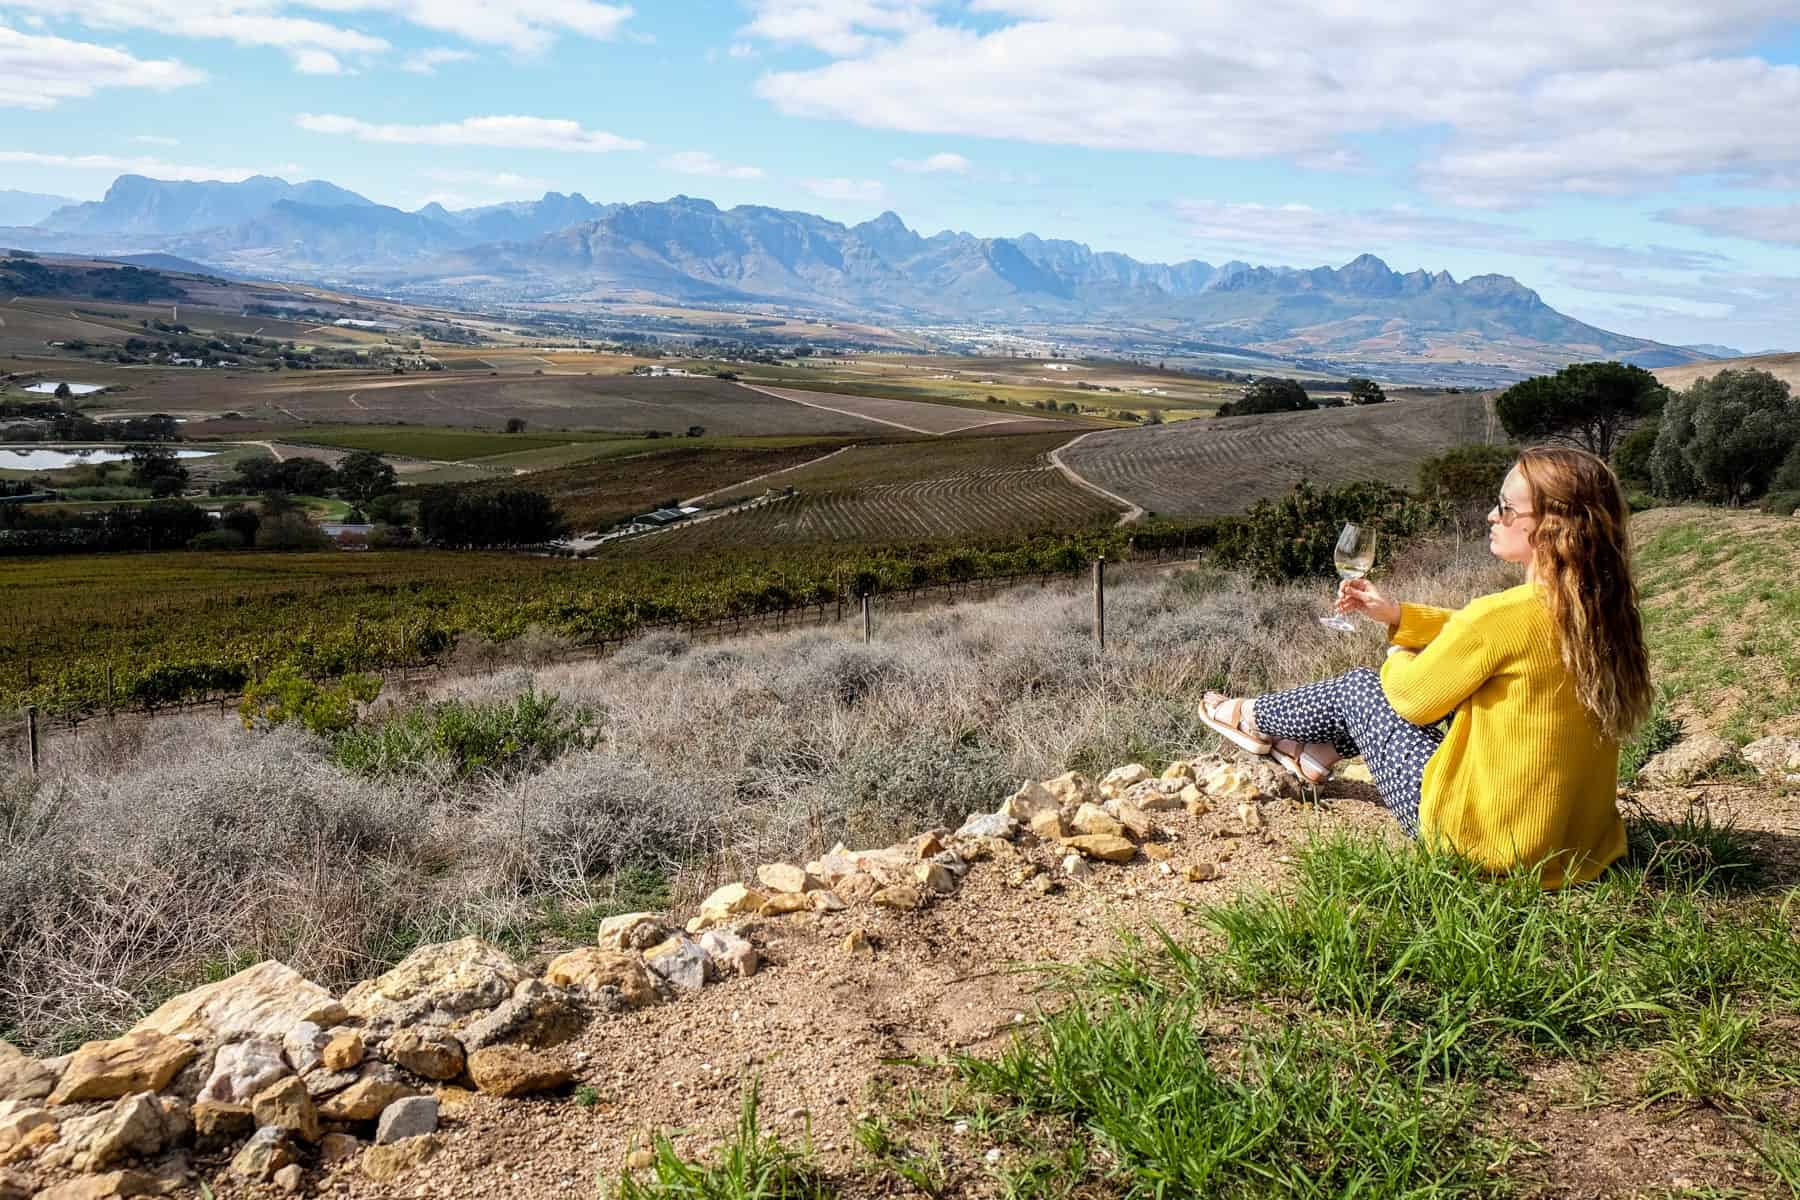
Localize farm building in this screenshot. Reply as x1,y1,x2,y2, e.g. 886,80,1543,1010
319,522,374,548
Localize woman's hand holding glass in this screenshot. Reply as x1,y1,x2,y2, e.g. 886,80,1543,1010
1336,578,1400,627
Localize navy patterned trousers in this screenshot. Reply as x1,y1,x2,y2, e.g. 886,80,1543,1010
1252,666,1442,836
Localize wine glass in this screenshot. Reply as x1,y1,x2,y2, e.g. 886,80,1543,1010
1319,523,1377,632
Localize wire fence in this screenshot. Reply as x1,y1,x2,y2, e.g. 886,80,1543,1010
3,547,1206,771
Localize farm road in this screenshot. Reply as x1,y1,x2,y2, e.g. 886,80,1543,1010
738,382,1067,437
1049,430,1146,526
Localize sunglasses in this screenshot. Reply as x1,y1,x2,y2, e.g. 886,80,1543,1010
1494,494,1534,527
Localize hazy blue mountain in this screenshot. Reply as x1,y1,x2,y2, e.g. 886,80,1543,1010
39,175,376,236
0,189,74,228
1680,343,1745,359
8,172,1707,374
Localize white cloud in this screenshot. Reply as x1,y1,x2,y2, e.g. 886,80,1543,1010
0,25,203,109
296,113,645,152
660,150,765,180
891,151,969,174
1169,199,1733,272
747,1,1800,203
0,150,260,181
292,48,343,73
0,0,631,74
132,134,181,146
742,0,932,56
728,40,757,58
801,176,885,204
400,46,475,73
1657,203,1800,249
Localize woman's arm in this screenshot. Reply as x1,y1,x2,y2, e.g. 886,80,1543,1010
1388,603,1456,649
1379,607,1505,725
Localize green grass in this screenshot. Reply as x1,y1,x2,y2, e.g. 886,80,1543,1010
898,830,1800,1200
607,1084,830,1200
1634,509,1800,743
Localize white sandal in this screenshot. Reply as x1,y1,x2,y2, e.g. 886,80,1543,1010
1271,740,1338,786
1198,693,1273,755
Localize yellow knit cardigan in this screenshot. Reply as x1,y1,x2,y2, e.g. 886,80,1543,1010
1382,584,1626,888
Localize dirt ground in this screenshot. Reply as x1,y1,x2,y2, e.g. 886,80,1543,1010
182,775,1798,1200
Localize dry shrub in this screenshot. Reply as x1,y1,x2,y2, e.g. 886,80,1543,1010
1,541,1514,1051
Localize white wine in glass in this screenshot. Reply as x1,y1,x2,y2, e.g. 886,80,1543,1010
1319,523,1377,632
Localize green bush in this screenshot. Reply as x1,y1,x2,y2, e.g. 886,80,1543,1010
333,688,590,778
1761,490,1800,516
1416,443,1515,533
1611,422,1659,485
1213,480,1449,584
188,529,246,551
239,663,382,736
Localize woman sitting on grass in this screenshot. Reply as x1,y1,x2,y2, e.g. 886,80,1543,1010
1201,446,1653,888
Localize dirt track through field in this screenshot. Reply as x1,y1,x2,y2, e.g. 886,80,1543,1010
739,383,1068,437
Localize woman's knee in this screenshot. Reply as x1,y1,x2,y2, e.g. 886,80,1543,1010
1341,666,1381,693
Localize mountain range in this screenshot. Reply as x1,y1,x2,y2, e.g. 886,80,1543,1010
1,174,1721,378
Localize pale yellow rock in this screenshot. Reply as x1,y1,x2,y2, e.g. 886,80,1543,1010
835,874,879,902
1129,779,1187,812
1180,784,1211,816
596,912,670,952
1071,803,1125,839
0,1106,56,1167
252,1076,321,1144
340,937,525,1025
48,1032,196,1106
872,884,925,911
1335,759,1373,784
231,1127,297,1182
914,862,957,894
191,1101,253,1148
360,1133,442,1182
1114,801,1156,842
1142,843,1174,862
1003,780,1060,822
759,892,811,916
911,832,946,859
131,960,347,1046
321,1031,364,1073
1041,771,1098,808
755,864,815,894
1028,807,1066,840
0,1055,56,1103
544,949,660,1009
842,929,875,957
1160,761,1196,782
1185,862,1220,882
1063,834,1136,863
383,1028,466,1081
466,1047,570,1097
34,1170,160,1200
1237,801,1266,832
319,1075,416,1123
698,882,768,927
626,1148,656,1171
1098,763,1151,800
808,889,848,913
1202,765,1260,804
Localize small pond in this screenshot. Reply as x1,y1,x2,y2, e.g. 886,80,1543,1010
0,447,217,471
22,382,106,396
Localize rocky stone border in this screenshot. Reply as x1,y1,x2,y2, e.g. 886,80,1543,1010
0,751,1298,1199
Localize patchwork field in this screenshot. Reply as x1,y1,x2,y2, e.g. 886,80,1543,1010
1061,390,1497,516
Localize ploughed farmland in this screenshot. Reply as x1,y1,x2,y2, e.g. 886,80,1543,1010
1061,391,1495,517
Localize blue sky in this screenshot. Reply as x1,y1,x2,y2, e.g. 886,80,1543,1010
4,1,1800,351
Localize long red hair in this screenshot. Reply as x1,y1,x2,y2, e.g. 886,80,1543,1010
1514,447,1652,741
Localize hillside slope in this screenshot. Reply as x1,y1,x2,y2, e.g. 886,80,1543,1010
1060,391,1496,516
1653,350,1800,393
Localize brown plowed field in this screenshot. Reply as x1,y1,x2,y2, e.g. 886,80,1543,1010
1061,391,1496,516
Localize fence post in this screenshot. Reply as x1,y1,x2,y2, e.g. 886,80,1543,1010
105,665,115,717
1092,557,1106,651
26,707,38,775
862,594,873,645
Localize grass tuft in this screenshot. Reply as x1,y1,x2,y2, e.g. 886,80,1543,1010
609,1083,830,1200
